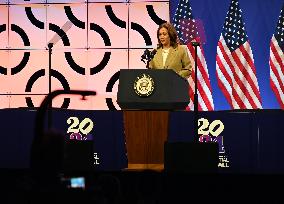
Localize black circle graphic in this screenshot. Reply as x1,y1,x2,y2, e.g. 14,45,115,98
105,70,120,110
25,69,70,108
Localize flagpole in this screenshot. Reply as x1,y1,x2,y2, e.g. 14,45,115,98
191,42,200,143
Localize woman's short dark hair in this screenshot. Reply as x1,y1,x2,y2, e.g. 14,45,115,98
157,22,179,48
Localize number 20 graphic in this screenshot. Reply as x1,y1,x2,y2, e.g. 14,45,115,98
67,117,94,135
198,118,224,137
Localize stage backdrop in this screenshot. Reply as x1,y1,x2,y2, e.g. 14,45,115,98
1,0,283,110
0,0,169,110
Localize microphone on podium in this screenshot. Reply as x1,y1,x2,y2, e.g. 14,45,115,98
141,49,150,63
141,49,157,64
150,49,157,59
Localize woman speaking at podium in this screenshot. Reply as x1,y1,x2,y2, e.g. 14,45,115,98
149,22,192,79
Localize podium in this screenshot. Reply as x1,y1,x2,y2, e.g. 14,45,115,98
117,69,189,170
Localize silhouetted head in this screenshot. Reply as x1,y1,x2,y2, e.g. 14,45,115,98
97,174,122,203
30,129,65,173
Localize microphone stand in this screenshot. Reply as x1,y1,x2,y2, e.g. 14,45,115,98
147,50,156,69
142,49,151,69
141,49,155,69
47,43,53,129
146,59,150,69
191,42,200,143
163,42,219,173
46,21,73,129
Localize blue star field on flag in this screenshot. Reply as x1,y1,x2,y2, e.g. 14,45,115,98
172,0,199,44
222,0,248,52
274,4,284,52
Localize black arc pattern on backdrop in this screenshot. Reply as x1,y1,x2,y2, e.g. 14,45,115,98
11,52,30,75
0,24,30,75
90,52,111,75
0,24,7,75
25,7,45,29
146,5,167,25
65,52,86,75
131,22,152,46
105,5,127,29
64,52,111,75
25,69,70,108
90,23,111,46
64,6,85,29
49,23,71,46
11,24,30,46
105,70,120,110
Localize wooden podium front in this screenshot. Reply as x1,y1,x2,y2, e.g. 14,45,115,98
117,69,190,171
123,111,169,171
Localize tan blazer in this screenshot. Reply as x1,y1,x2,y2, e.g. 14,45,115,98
149,45,192,78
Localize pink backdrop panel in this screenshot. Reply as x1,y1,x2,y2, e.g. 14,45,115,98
88,0,127,2
0,51,9,90
47,0,85,3
53,94,108,110
0,96,9,109
0,50,48,94
51,49,88,91
9,50,48,94
129,2,169,48
87,49,127,109
9,0,46,4
129,49,149,70
130,0,168,2
0,1,170,110
47,3,87,49
88,3,128,49
9,95,46,108
0,5,8,49
9,4,46,49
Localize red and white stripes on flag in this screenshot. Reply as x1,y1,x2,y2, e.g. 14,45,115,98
172,0,214,111
216,0,262,109
270,36,284,109
185,44,214,111
269,6,284,109
216,36,262,109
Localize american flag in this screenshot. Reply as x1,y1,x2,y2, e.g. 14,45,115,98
269,4,284,109
216,0,262,109
172,0,214,111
